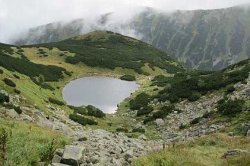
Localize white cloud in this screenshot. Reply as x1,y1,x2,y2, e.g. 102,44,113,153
0,0,250,43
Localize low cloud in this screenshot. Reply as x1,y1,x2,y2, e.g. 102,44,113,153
0,0,249,43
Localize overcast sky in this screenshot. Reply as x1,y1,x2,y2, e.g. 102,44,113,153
0,0,250,43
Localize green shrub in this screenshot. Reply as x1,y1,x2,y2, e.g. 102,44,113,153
120,75,136,81
13,106,22,114
217,99,245,116
64,71,72,76
0,54,66,82
142,105,174,124
68,105,88,115
86,105,105,118
226,85,235,94
130,93,151,110
13,74,20,79
69,105,105,118
0,69,3,74
152,105,174,119
39,139,57,165
116,128,128,133
190,117,201,125
14,89,21,94
132,128,145,133
3,78,16,87
0,92,9,103
69,114,97,125
48,97,65,106
137,106,153,116
31,77,55,91
0,128,8,165
143,116,154,124
188,92,201,102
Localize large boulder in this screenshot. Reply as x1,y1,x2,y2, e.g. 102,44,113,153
61,145,84,166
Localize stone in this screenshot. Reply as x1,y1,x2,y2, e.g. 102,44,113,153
247,130,250,137
20,114,33,122
52,154,62,163
55,148,64,157
51,163,70,166
138,134,147,141
221,149,249,158
61,145,84,166
110,158,122,166
154,119,164,127
124,150,133,161
90,155,99,164
6,109,19,118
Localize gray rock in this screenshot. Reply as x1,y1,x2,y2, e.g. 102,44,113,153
138,134,147,141
52,163,70,166
90,155,99,164
154,119,164,127
110,158,122,166
6,109,19,118
247,130,250,137
55,148,64,157
52,154,61,163
20,114,33,122
124,150,133,161
61,145,84,166
221,149,249,158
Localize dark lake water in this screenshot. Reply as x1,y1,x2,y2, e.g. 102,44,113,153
62,76,139,113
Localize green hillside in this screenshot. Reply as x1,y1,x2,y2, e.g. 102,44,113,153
28,31,183,74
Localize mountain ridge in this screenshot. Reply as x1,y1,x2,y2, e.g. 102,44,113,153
12,5,250,70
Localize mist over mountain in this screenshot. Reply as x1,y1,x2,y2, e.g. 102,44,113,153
132,5,250,70
13,5,250,70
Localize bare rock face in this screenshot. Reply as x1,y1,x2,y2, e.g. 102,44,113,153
61,145,84,166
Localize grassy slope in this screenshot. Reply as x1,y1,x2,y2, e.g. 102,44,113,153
0,118,68,166
133,134,250,166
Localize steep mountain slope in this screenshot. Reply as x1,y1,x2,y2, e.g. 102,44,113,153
13,5,250,70
14,19,85,45
131,6,250,70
